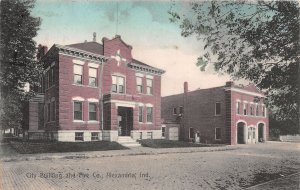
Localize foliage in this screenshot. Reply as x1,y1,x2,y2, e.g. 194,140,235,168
169,1,299,122
0,0,41,130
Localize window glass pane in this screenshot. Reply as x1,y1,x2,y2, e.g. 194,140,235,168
147,107,153,122
112,76,117,84
139,106,143,122
119,85,124,93
89,103,96,112
215,103,221,115
74,75,82,84
74,65,83,75
147,79,152,86
118,77,124,85
136,77,142,85
89,68,97,77
74,102,82,120
112,84,117,92
216,128,221,139
89,77,96,86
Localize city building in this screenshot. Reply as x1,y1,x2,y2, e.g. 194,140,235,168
26,34,165,142
161,81,269,145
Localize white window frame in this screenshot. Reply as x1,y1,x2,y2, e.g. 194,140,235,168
91,132,99,141
73,101,83,121
236,100,241,115
88,67,97,87
112,75,125,94
146,107,153,123
146,78,153,95
243,102,248,116
136,76,143,93
74,64,83,85
75,132,84,141
88,102,97,121
138,106,143,123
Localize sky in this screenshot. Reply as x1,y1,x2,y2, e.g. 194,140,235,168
32,0,233,96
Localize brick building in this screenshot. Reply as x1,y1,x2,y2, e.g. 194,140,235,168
161,81,269,145
27,35,165,142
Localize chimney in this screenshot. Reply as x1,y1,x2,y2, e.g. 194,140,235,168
37,44,48,61
226,81,234,87
93,32,96,42
184,82,188,94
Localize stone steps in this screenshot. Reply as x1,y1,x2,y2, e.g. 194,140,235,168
117,136,141,147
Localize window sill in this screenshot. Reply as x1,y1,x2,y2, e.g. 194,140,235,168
73,120,84,123
88,121,99,124
146,122,153,124
214,114,221,117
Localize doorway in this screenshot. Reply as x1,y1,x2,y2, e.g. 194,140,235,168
258,123,264,142
237,122,245,144
117,107,133,136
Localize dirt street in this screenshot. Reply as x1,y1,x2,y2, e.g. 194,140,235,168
1,142,299,190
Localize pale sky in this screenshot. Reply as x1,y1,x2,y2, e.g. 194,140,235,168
32,0,233,96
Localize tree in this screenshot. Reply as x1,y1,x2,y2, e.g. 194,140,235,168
0,0,41,131
169,1,299,127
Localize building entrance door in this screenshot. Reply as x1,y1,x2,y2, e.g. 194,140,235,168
117,107,133,136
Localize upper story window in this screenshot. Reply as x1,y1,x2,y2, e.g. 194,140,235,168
215,102,221,116
243,103,248,115
74,101,83,120
250,104,254,116
179,106,184,114
74,64,83,85
136,77,143,93
173,107,177,115
89,67,97,87
112,75,125,93
262,105,266,117
49,68,53,87
236,101,241,114
51,99,55,121
256,104,259,116
146,79,153,95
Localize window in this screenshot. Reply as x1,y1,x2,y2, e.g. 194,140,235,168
74,101,83,120
215,102,221,115
262,105,266,117
51,100,55,121
75,132,84,141
138,106,143,122
162,126,165,137
91,132,99,141
236,101,241,114
243,103,248,115
189,128,194,139
146,107,153,123
47,103,50,122
146,79,153,95
173,107,177,115
256,104,259,116
74,64,83,85
112,75,125,93
250,104,254,116
179,106,184,114
136,77,143,93
45,72,49,89
147,132,153,139
215,128,221,140
89,67,97,86
49,69,53,87
89,103,97,121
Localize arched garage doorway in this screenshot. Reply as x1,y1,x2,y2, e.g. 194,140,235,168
237,122,246,144
258,123,265,142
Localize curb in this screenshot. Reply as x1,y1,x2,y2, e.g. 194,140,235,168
0,146,238,162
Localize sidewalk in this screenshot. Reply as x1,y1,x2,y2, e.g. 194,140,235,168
0,145,237,162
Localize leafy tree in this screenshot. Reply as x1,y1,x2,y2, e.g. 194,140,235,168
0,0,41,131
169,1,299,128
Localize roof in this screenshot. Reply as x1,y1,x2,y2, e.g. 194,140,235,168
65,41,164,74
67,42,103,55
